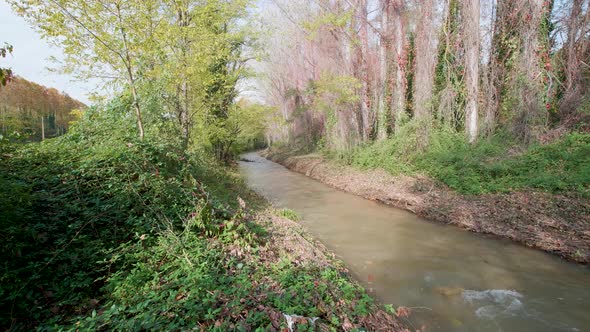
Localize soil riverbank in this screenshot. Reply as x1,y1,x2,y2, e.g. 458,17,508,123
263,150,590,264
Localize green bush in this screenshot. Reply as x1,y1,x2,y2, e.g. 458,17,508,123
0,129,199,329
1,99,386,331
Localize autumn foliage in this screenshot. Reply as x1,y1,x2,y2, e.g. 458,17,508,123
0,77,85,141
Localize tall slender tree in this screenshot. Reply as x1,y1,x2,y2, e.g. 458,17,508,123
413,0,437,122
10,0,154,139
390,0,407,133
560,0,590,117
464,0,480,143
356,0,372,141
377,0,391,140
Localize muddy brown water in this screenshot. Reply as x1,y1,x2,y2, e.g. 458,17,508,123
239,152,590,332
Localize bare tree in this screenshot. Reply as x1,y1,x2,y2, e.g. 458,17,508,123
560,0,590,117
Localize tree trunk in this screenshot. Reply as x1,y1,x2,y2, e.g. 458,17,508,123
390,0,406,132
358,0,372,141
41,115,45,141
413,0,436,122
180,81,190,150
129,83,145,140
483,0,499,136
516,0,546,142
117,3,144,140
464,0,480,143
377,0,391,140
487,0,550,141
177,5,191,151
560,0,590,116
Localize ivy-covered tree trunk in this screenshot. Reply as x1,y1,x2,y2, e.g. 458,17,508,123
390,0,406,133
464,0,480,143
514,0,550,142
412,0,437,148
485,0,505,137
560,0,590,117
413,0,436,122
377,0,391,140
357,0,372,141
488,0,552,142
434,0,466,130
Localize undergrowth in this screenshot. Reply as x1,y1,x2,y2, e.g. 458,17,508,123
277,208,301,222
325,123,590,196
0,102,393,331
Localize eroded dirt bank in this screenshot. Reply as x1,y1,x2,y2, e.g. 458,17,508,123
263,150,590,264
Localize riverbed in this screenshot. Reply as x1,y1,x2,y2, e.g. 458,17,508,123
239,152,589,332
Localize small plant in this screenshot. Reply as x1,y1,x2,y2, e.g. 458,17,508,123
384,304,396,315
278,208,301,222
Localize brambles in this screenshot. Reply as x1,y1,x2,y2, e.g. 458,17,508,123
0,102,394,331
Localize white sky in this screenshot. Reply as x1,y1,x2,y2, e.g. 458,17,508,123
0,0,94,104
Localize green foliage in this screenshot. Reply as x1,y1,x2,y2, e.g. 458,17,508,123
1,98,384,330
0,104,199,329
306,72,360,150
433,0,466,130
277,208,301,222
420,132,590,195
0,42,13,86
404,33,416,118
303,10,353,40
10,0,256,153
67,231,261,331
205,99,270,159
330,122,590,196
268,260,374,321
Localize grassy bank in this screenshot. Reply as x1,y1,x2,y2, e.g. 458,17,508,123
325,126,589,197
265,125,590,262
0,107,399,331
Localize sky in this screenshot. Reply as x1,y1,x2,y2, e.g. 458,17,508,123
0,0,94,104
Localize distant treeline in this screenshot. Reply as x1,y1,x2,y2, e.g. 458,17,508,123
0,77,85,141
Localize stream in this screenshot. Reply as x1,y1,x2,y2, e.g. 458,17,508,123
239,152,590,332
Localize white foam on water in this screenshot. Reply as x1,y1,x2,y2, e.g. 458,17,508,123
463,289,523,304
474,305,500,319
463,289,524,320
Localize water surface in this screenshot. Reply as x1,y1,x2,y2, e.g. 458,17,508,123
239,152,590,332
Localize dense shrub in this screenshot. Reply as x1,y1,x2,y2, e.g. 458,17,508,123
0,121,200,329
1,100,388,331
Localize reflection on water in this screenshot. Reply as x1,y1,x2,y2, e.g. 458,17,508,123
239,152,590,332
